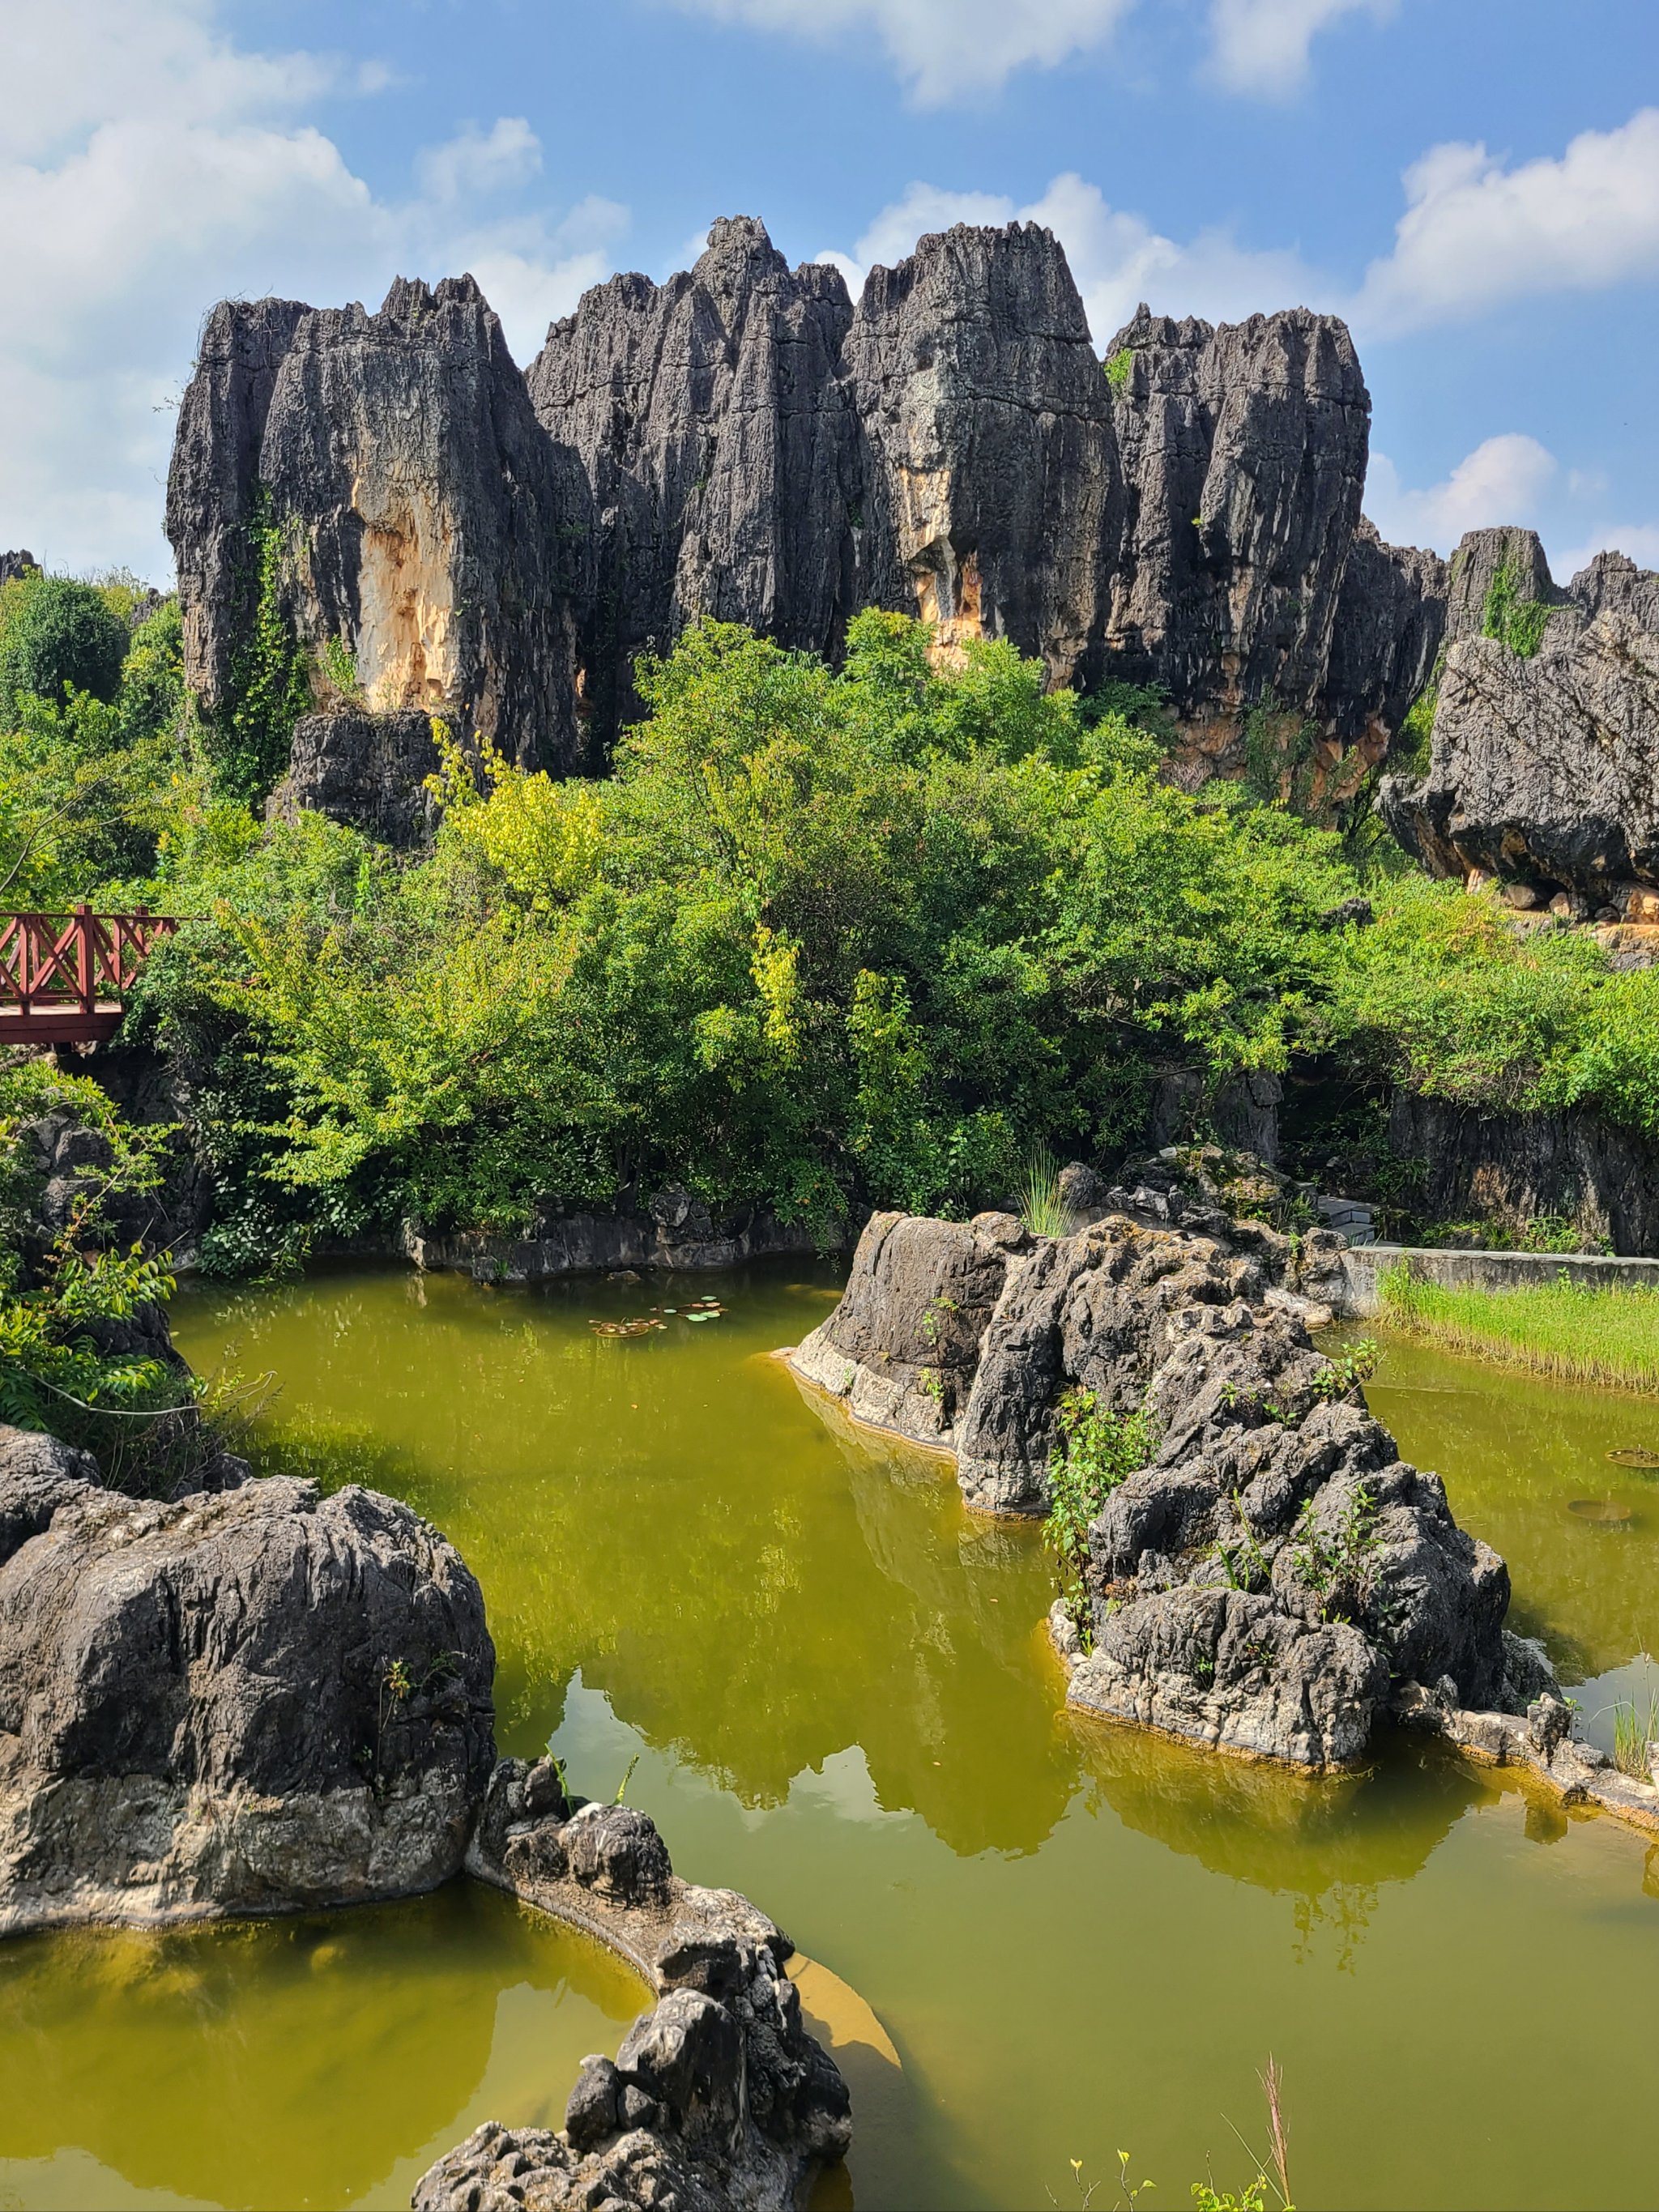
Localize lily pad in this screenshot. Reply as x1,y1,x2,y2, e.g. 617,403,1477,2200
1568,1498,1635,1525
1606,1447,1659,1468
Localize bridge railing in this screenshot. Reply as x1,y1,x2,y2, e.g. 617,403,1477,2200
0,907,177,1038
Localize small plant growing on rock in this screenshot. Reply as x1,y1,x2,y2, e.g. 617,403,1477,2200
1289,1485,1380,1625
1309,1340,1379,1403
1044,1388,1154,1649
1021,1144,1072,1239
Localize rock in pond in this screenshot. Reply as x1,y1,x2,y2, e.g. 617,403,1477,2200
416,1758,851,2212
789,1151,1532,1772
0,1428,496,1933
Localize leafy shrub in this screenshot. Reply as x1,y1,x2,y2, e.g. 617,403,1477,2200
0,573,131,718
1044,1387,1154,1647
1481,559,1550,658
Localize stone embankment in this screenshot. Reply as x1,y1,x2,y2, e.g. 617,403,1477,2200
787,1150,1659,1832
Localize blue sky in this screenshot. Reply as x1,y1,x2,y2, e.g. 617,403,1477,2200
6,0,1659,584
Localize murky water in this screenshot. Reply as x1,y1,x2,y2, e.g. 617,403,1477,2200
4,1268,1657,2211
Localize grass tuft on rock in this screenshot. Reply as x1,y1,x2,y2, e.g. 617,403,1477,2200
1380,1263,1659,1392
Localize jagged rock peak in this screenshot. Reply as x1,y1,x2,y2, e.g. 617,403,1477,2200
1103,300,1374,721
168,273,594,781
846,219,1121,687
528,217,859,748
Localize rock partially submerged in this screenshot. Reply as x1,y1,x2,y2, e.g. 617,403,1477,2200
0,1430,496,1933
416,1761,851,2212
788,1150,1581,1776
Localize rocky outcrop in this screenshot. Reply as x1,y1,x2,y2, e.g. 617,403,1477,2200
0,1435,496,1933
845,222,1120,688
1384,1089,1659,1258
1382,528,1659,901
527,216,859,748
1102,305,1379,730
267,707,440,846
791,1152,1528,1771
0,549,38,587
167,277,593,782
173,218,1465,810
416,1760,851,2212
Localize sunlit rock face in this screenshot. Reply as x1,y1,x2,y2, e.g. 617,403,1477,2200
167,275,594,774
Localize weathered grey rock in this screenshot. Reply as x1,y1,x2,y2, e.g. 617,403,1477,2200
791,1154,1508,1768
423,1767,852,2211
1101,305,1375,722
267,708,440,846
1442,525,1565,648
1384,609,1659,893
789,1210,1022,1448
403,1195,835,1281
845,220,1121,688
0,1466,494,1933
527,216,858,749
168,276,592,783
0,549,39,587
1325,518,1447,745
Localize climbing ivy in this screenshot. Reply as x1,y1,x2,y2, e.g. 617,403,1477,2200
212,485,313,803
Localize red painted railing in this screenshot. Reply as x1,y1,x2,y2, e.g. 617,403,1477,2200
0,907,177,1043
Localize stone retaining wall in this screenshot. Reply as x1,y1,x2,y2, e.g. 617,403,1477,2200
1336,1243,1659,1316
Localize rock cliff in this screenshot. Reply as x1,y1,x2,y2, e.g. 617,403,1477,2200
1383,527,1659,899
172,217,1629,832
167,277,593,779
0,1428,496,1933
526,215,859,747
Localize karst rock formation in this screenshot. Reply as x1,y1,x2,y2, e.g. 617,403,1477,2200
168,217,1659,893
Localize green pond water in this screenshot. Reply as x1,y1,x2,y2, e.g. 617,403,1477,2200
4,1270,1658,2211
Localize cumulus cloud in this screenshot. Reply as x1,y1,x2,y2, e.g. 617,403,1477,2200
667,0,1133,107
416,117,543,204
821,172,1330,337
1205,0,1392,98
1353,109,1659,336
0,0,627,580
1364,435,1559,553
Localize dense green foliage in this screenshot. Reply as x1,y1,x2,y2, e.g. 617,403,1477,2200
5,560,1659,1277
211,487,313,801
0,571,131,721
1044,1386,1154,1644
0,1059,194,1447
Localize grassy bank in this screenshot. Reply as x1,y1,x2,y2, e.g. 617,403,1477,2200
1380,1263,1659,1392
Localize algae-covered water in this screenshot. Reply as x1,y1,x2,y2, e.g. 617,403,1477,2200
4,1268,1657,2210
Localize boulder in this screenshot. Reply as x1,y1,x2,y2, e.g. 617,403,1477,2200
167,275,593,784
267,707,440,846
0,1461,495,1933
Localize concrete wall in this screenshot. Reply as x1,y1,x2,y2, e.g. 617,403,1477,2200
1337,1242,1659,1317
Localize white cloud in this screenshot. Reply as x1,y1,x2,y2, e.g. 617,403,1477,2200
0,1,629,581
1364,435,1559,554
821,172,1329,339
1205,0,1392,98
1353,108,1659,336
416,117,542,204
667,0,1133,106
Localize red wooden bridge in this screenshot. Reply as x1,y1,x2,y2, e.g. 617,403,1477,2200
0,908,177,1045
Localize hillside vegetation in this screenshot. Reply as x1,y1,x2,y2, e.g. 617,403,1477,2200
4,565,1659,1275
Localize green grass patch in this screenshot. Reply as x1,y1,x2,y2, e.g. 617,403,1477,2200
1380,1263,1659,1392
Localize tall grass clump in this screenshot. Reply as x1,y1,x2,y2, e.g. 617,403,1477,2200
1020,1144,1071,1239
1380,1263,1659,1392
1610,1677,1658,1780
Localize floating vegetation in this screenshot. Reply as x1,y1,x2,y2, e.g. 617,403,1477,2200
1606,1447,1659,1468
587,1316,667,1339
683,1297,727,1323
1567,1499,1635,1526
